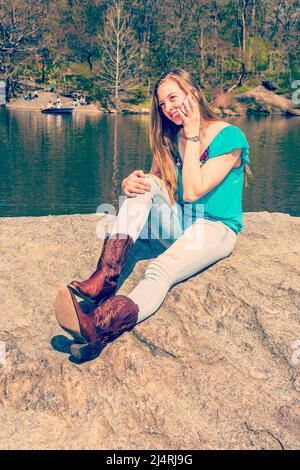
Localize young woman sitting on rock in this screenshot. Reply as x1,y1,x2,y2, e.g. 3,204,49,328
54,68,252,361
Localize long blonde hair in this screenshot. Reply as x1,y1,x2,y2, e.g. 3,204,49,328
149,68,252,205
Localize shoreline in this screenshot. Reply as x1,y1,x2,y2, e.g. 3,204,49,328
0,210,299,219
4,103,299,117
3,86,300,117
5,90,103,114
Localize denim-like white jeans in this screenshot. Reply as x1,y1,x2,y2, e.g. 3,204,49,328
109,174,238,324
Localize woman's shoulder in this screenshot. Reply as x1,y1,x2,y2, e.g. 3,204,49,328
212,121,246,136
209,122,249,149
207,122,250,160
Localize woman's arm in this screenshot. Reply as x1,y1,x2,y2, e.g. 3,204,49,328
182,143,242,202
176,93,242,202
122,170,152,197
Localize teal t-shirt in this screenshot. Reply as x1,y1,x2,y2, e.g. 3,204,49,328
174,125,250,235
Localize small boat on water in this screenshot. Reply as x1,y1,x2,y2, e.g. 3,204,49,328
41,107,74,115
286,108,300,117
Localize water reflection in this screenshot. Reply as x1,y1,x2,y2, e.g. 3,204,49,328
0,108,299,217
230,114,300,215
112,116,119,201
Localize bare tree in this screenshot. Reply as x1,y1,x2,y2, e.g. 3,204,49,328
248,0,256,71
0,0,48,99
95,0,140,111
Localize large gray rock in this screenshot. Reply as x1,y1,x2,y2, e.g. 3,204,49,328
236,86,294,114
0,212,300,449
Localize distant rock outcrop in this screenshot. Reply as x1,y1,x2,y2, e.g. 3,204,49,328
236,86,295,115
0,212,300,449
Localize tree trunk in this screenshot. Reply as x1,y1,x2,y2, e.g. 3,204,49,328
241,0,247,67
115,9,120,111
213,11,218,73
147,78,151,97
227,59,246,93
139,31,147,81
200,28,204,70
41,57,46,83
87,53,93,72
248,0,256,72
269,51,273,71
236,0,242,61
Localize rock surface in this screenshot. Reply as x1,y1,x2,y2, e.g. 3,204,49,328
0,212,300,450
236,86,294,114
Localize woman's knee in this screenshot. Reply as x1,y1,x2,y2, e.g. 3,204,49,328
225,230,238,256
144,173,166,192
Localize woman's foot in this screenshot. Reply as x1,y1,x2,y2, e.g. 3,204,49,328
54,286,139,361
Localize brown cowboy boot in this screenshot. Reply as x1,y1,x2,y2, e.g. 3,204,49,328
68,233,134,304
54,286,139,361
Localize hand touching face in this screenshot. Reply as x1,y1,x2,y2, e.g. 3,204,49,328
157,79,199,130
157,79,188,124
176,93,201,134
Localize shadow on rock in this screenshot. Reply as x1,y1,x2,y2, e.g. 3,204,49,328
117,237,166,290
51,335,73,354
51,334,106,364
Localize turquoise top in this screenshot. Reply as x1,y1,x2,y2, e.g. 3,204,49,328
174,125,250,235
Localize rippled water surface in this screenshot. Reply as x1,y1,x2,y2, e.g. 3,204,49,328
0,108,299,217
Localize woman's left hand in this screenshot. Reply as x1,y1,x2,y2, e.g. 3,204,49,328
177,93,201,136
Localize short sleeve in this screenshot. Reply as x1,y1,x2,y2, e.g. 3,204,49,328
208,125,250,166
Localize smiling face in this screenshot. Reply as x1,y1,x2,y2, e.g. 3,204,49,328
157,78,188,124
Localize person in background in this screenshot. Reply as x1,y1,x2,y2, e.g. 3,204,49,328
72,97,80,106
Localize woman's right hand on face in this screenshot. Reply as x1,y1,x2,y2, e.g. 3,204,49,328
122,170,152,197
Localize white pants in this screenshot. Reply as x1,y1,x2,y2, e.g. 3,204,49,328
110,174,238,324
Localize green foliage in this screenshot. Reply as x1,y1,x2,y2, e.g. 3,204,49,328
275,87,288,95
290,63,300,81
232,84,251,95
223,57,240,73
275,78,292,95
251,38,270,71
137,98,151,108
133,83,149,100
47,65,62,82
1,0,299,105
203,90,212,102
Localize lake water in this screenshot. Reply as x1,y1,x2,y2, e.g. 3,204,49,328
0,107,299,218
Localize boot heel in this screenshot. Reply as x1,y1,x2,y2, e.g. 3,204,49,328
67,284,98,303
67,284,115,305
70,341,105,361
